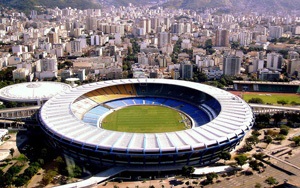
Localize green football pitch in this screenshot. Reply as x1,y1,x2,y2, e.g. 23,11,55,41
101,105,187,133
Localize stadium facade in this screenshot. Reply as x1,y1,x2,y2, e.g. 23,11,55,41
39,79,254,169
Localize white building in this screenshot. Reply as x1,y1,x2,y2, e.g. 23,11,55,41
288,59,300,77
267,52,283,71
39,57,58,72
158,32,171,48
12,45,23,54
66,40,82,54
223,55,241,76
13,68,29,81
8,56,22,65
269,26,283,39
35,71,57,80
239,31,252,46
181,39,192,49
91,35,100,46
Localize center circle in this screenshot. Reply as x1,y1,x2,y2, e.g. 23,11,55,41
101,105,191,133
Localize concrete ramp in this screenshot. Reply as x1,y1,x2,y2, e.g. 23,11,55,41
55,167,126,188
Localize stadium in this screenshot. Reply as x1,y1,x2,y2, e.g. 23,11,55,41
39,79,254,169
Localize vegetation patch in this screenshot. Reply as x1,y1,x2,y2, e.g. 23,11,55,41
242,93,300,105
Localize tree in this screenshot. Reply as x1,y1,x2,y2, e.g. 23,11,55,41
277,99,288,106
248,98,264,104
234,154,248,167
42,170,57,185
219,151,231,162
242,143,253,152
205,172,218,184
265,177,278,185
252,130,261,137
204,39,213,49
274,134,286,141
246,135,259,146
0,169,4,187
272,112,284,126
255,114,270,124
9,148,15,158
264,135,273,144
2,172,13,187
249,160,259,171
14,176,29,187
181,166,195,177
253,153,264,160
17,154,28,165
292,136,300,146
279,125,290,135
290,101,300,105
69,165,82,178
194,72,208,82
231,41,240,49
254,183,262,188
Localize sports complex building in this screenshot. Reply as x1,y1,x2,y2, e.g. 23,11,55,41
38,79,255,169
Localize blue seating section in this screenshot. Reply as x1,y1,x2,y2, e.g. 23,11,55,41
204,99,221,114
122,98,135,105
164,99,184,108
144,97,155,104
153,98,167,105
179,104,199,114
82,106,110,126
134,98,144,105
105,100,126,108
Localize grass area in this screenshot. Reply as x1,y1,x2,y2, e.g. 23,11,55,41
242,93,300,105
102,105,186,133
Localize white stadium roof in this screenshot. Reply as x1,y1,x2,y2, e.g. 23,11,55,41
40,79,254,153
0,82,71,102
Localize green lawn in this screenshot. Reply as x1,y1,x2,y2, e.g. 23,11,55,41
243,93,300,105
101,106,186,133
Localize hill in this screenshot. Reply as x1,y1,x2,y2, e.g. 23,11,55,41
0,0,100,14
161,0,300,12
105,0,152,7
108,0,300,12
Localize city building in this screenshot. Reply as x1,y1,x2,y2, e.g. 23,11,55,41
215,29,230,47
180,62,193,79
259,70,281,81
269,26,283,39
288,59,300,77
267,52,283,71
223,55,241,76
158,31,171,48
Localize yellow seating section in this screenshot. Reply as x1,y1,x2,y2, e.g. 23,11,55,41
84,84,137,104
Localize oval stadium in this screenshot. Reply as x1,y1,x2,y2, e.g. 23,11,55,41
39,79,254,169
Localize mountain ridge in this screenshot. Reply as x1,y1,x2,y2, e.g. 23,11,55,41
162,0,300,11
0,0,100,14
107,0,300,12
